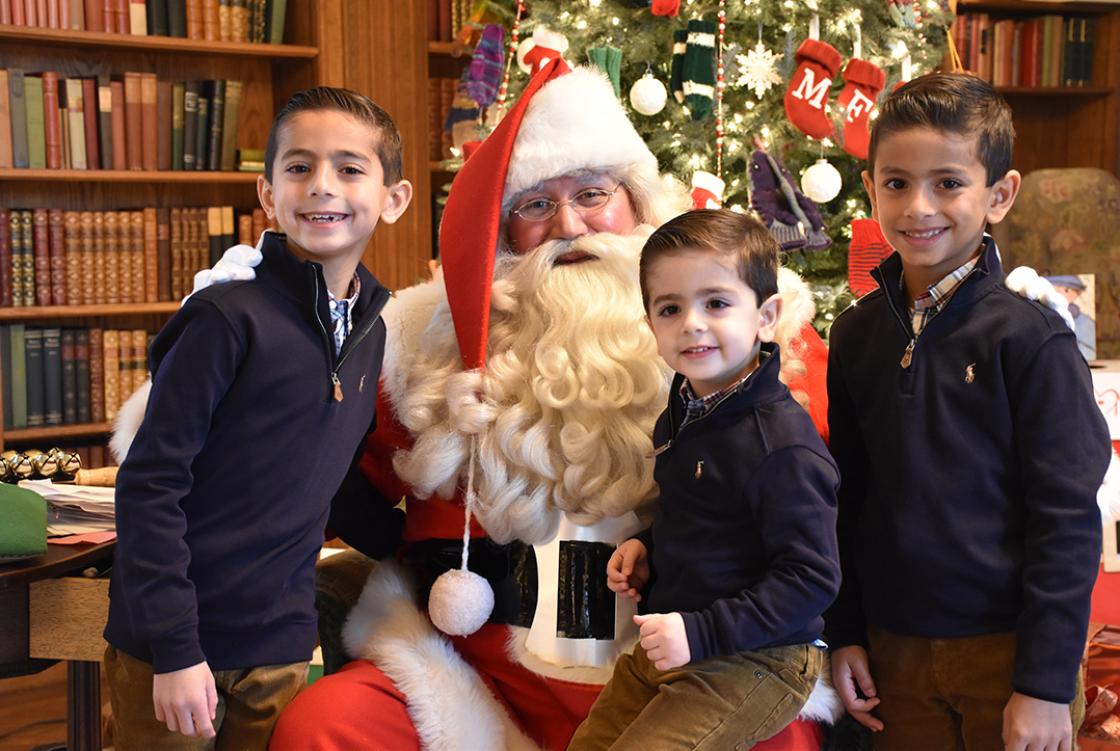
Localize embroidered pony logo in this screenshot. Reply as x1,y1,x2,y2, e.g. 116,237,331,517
965,364,976,383
359,375,367,393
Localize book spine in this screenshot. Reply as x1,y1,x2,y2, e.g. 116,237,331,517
130,211,145,304
64,211,80,306
171,82,185,170
156,78,172,170
9,323,27,428
110,79,126,170
194,92,208,171
218,0,228,40
124,72,143,170
156,207,171,301
8,70,29,169
81,210,97,305
83,0,102,31
219,79,241,171
24,327,44,427
148,0,167,35
140,72,158,170
170,207,183,299
237,212,251,246
266,0,284,44
18,210,34,307
182,81,199,171
0,209,11,307
43,327,63,425
131,329,147,398
98,78,114,171
185,0,199,38
202,0,217,39
48,208,66,305
104,210,120,304
166,0,184,36
129,0,146,34
75,328,91,423
207,205,222,266
220,205,234,255
61,328,77,423
70,0,85,28
0,70,12,169
65,77,87,170
143,207,158,302
206,79,225,171
102,329,119,421
89,326,104,423
81,77,100,170
116,0,129,33
117,328,130,407
41,71,62,169
32,208,51,306
24,75,46,170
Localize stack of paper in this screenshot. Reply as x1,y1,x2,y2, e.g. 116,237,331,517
19,480,115,537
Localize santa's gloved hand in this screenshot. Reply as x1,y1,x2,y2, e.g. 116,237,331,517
1005,266,1075,331
186,233,268,302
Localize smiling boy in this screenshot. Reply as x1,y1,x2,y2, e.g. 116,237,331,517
568,209,840,750
825,73,1109,751
103,87,411,749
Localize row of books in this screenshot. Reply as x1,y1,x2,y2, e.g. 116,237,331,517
1,325,150,431
0,69,246,172
0,0,287,44
953,13,1097,88
0,206,267,307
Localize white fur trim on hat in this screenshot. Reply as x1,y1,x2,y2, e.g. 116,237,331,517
503,67,658,210
690,170,725,197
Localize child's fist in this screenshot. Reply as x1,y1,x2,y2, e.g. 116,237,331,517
634,612,690,670
607,539,649,601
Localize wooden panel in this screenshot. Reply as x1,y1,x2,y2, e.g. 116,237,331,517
338,0,433,292
0,587,29,664
29,578,109,663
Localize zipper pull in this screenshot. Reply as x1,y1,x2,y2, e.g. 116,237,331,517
900,340,915,369
332,373,343,402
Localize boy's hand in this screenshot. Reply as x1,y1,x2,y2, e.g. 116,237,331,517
607,539,649,601
152,661,218,739
634,612,690,670
830,645,884,732
1002,691,1072,751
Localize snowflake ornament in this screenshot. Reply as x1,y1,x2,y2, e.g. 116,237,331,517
736,42,782,99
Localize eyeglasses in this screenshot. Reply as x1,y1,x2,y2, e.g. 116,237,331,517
509,184,623,222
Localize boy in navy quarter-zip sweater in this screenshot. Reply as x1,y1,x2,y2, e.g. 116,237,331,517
103,88,412,750
568,209,840,751
826,73,1110,751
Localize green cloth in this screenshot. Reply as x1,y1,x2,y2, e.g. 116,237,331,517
587,46,624,98
0,483,47,559
683,19,716,120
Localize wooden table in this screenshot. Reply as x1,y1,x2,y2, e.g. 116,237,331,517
0,540,115,751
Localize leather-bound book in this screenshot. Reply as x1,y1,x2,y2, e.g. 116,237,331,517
156,79,172,170
41,71,63,169
48,208,66,306
64,211,81,306
110,79,127,170
123,72,143,170
143,208,158,302
129,211,145,303
0,209,11,307
103,210,121,305
140,72,158,170
89,326,105,423
79,211,95,305
81,77,100,170
32,208,51,306
101,329,119,422
156,207,171,301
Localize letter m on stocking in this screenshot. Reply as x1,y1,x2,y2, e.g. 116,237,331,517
783,39,842,140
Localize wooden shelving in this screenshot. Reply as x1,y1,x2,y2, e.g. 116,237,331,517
0,303,180,321
4,422,113,442
0,169,260,184
0,24,318,57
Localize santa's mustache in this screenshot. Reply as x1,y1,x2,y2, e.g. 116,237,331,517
493,231,647,295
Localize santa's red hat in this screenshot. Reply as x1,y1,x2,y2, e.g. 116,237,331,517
438,61,660,371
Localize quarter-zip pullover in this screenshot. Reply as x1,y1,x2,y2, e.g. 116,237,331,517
825,239,1109,704
106,233,391,674
636,345,841,663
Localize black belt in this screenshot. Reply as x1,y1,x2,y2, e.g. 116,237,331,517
403,537,619,639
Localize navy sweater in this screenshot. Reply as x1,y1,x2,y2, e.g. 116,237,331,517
105,233,396,674
636,345,841,663
825,240,1109,704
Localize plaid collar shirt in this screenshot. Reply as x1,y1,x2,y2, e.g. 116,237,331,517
905,245,985,336
327,273,361,354
678,355,767,428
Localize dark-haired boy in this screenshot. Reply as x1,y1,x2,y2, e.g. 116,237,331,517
826,72,1110,751
103,87,412,749
569,209,840,749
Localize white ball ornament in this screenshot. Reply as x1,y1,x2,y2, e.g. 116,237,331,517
629,73,668,116
428,568,495,636
801,159,843,203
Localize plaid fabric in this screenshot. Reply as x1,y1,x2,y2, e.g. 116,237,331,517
906,245,984,335
678,356,766,427
328,274,361,354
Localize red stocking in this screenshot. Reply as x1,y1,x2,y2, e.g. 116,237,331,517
847,218,893,298
783,39,842,140
651,0,680,16
837,58,886,160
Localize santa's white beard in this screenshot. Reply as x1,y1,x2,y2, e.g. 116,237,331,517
392,230,669,545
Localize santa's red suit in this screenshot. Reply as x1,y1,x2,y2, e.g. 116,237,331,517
271,61,841,750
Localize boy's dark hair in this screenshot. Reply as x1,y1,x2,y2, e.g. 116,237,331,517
264,86,403,185
868,72,1014,186
639,208,779,311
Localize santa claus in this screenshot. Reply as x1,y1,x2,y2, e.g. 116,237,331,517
253,59,838,751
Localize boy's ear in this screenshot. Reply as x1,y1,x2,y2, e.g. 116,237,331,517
860,170,879,221
984,169,1021,225
757,293,783,343
257,175,276,221
378,179,414,225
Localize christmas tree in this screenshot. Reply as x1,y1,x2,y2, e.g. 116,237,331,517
492,0,953,332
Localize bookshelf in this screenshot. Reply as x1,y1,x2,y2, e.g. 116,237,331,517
955,0,1120,175
0,0,346,455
